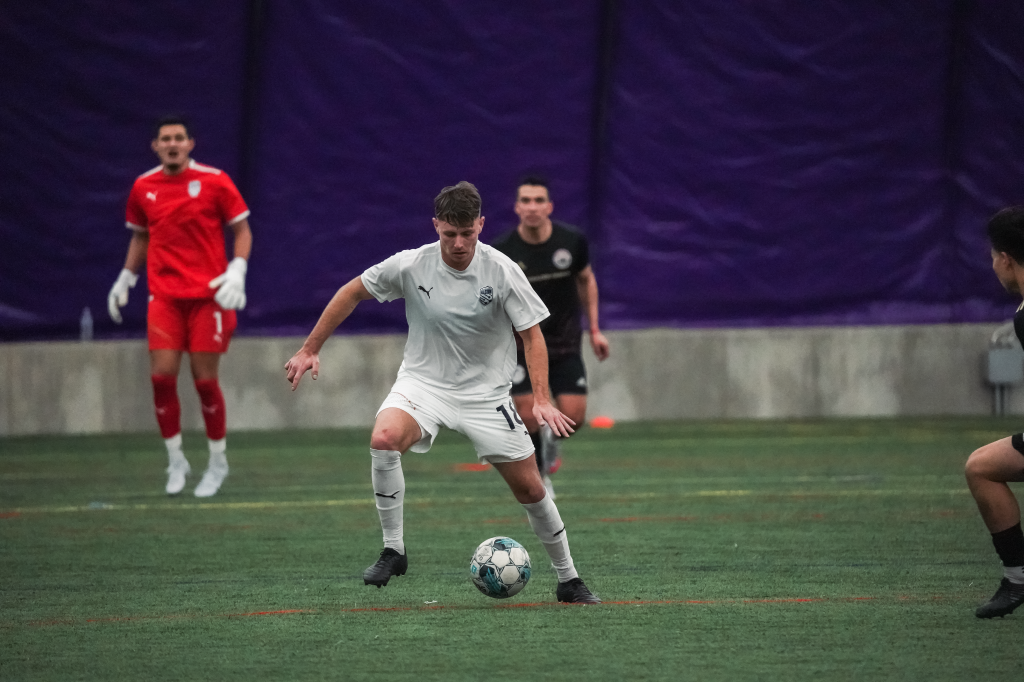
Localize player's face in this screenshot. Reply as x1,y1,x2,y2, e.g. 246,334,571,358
992,249,1019,293
151,124,195,174
434,217,484,271
514,185,553,229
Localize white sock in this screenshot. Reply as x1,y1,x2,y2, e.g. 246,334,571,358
371,449,405,555
164,433,187,466
207,438,228,470
1004,566,1024,584
522,493,578,582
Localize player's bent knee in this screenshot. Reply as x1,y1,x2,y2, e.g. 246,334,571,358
965,449,989,481
509,481,546,504
370,428,406,452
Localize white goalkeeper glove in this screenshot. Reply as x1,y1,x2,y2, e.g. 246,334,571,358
107,268,139,324
209,257,248,310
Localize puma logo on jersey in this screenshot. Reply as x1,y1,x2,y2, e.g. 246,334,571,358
146,192,158,202
417,285,433,298
375,491,400,499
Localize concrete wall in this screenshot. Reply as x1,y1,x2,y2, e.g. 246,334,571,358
0,324,1017,436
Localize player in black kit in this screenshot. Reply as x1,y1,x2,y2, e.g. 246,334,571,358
490,176,610,498
967,206,1024,618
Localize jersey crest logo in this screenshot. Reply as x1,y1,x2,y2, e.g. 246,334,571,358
552,248,572,270
188,180,202,198
478,286,493,306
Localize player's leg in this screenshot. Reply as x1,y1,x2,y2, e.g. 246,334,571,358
187,302,236,498
363,395,438,588
539,355,589,498
189,352,229,497
491,458,600,604
470,398,600,604
965,435,1024,618
148,295,190,494
150,348,187,493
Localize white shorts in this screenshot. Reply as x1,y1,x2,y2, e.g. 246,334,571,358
376,378,535,463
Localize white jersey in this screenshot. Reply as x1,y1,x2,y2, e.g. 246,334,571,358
361,241,549,401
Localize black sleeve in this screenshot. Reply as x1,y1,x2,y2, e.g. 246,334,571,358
574,232,590,273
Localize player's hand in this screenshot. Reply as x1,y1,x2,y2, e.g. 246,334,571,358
106,268,139,324
284,348,320,391
532,400,575,438
209,257,248,310
590,330,610,361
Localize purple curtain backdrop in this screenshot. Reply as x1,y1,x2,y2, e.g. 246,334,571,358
0,0,250,340
243,1,601,335
1,1,1023,341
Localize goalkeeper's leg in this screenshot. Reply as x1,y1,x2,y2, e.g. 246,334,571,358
150,349,188,495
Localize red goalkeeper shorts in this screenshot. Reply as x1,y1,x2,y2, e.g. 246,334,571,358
147,294,236,353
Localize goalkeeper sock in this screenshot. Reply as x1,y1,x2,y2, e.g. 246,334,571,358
523,493,578,582
207,437,228,472
194,378,226,441
164,433,187,467
151,374,181,439
371,449,405,555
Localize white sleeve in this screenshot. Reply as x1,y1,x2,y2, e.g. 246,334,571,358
502,262,550,331
360,253,406,302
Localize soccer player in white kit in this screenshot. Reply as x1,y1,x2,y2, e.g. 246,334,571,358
285,181,600,603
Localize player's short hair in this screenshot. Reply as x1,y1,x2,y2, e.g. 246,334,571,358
153,114,192,140
434,181,481,228
517,174,550,196
988,206,1024,263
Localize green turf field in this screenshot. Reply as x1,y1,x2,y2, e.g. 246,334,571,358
2,417,1023,680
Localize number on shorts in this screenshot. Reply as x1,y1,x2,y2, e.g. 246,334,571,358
213,310,223,335
495,400,524,431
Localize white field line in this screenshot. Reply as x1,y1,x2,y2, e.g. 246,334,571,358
4,487,968,515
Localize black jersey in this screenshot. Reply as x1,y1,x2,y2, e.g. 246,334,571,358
490,221,590,356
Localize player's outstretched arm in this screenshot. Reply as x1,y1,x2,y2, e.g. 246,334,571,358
285,276,375,390
576,265,610,361
520,324,575,437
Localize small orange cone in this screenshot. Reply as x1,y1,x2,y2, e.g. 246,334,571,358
590,415,615,429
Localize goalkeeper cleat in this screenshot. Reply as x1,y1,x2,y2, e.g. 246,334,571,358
194,462,228,498
976,578,1024,619
556,577,601,604
165,459,190,496
363,548,408,587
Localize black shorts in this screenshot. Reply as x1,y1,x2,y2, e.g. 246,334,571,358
1012,433,1024,456
510,350,587,397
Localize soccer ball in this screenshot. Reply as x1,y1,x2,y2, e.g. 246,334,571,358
470,536,531,599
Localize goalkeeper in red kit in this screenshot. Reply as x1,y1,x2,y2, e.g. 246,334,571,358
107,115,253,497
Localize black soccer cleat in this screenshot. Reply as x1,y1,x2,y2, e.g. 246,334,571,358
363,548,408,588
556,577,601,604
976,578,1024,618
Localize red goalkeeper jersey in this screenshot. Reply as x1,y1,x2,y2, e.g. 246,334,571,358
125,159,250,299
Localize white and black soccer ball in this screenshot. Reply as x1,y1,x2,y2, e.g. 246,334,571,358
470,536,531,599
